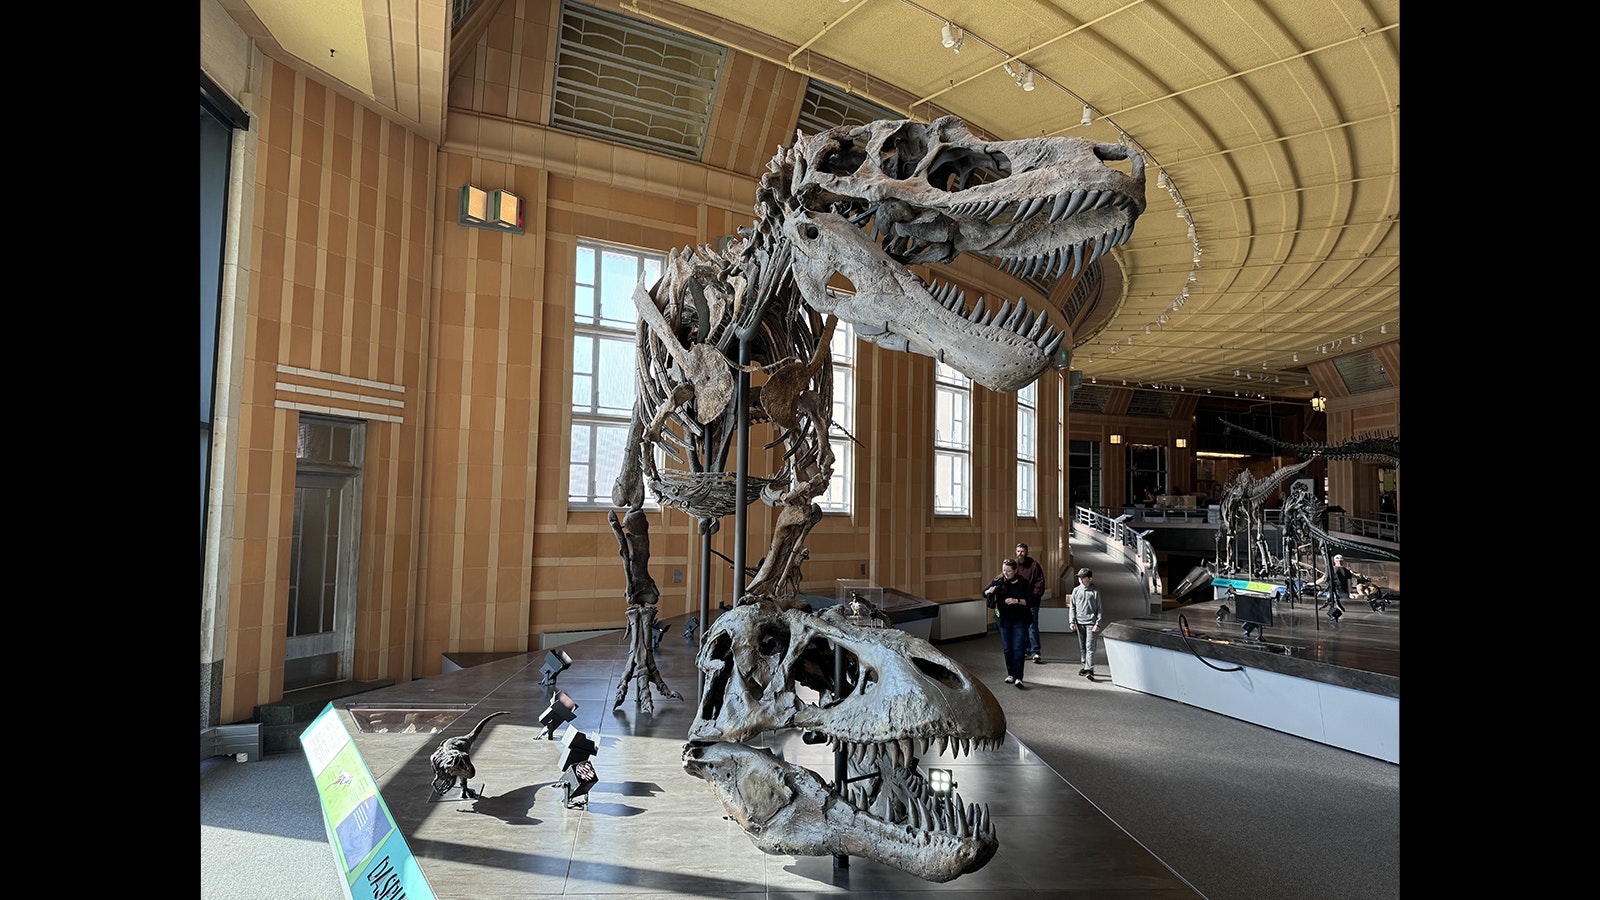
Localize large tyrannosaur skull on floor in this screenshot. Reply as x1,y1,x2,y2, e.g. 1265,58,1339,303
683,601,1007,882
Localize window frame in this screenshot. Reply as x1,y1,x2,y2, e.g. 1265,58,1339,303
817,319,856,514
1016,381,1037,517
568,239,664,510
933,361,972,516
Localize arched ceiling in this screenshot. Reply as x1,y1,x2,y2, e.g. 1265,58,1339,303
214,0,1399,404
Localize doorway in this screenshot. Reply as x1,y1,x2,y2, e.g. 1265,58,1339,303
285,415,364,691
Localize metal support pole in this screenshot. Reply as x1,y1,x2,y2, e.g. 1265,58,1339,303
832,643,849,870
732,335,751,603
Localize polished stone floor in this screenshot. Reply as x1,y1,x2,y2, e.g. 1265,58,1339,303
333,624,1205,899
205,540,1401,899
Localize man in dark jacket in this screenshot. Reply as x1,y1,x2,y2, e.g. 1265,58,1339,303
1013,543,1046,662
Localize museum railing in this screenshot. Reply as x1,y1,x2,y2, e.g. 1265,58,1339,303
1073,506,1163,609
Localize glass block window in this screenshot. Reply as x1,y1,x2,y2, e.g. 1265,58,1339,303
818,319,857,513
934,361,971,516
554,1,725,160
1016,381,1037,517
570,239,664,507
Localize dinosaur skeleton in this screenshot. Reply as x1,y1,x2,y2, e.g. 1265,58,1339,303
1220,420,1400,464
1213,423,1400,577
1214,459,1314,576
684,601,1006,882
429,710,507,799
607,116,1145,880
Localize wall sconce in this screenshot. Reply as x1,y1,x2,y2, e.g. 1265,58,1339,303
459,184,526,234
1310,391,1327,413
1175,438,1187,448
1109,434,1123,444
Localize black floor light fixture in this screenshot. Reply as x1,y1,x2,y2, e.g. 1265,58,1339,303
538,690,579,740
928,768,956,798
540,649,574,684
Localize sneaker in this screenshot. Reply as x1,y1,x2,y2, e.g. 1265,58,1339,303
1084,671,1095,681
1014,679,1024,688
1003,676,1015,684
1032,653,1044,662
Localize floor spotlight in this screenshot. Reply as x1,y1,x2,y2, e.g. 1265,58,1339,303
540,649,574,684
1216,603,1230,623
682,616,699,640
558,725,599,773
538,690,579,740
650,621,672,649
557,725,599,808
928,768,956,798
559,758,598,808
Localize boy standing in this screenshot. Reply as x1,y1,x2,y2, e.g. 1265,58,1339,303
1069,568,1104,681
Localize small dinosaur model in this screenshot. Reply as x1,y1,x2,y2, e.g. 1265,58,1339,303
430,710,508,799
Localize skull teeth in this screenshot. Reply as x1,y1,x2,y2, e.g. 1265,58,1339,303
926,279,1057,352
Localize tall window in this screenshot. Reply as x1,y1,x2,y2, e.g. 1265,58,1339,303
934,361,971,515
818,320,856,513
1016,381,1037,517
569,240,663,507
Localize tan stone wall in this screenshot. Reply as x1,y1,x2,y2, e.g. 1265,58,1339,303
223,57,435,723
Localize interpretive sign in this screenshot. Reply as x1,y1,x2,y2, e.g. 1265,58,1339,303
301,703,436,900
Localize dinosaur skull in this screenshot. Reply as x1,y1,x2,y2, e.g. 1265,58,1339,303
780,115,1146,392
683,601,1005,882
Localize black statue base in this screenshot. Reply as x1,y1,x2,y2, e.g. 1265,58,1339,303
430,782,485,802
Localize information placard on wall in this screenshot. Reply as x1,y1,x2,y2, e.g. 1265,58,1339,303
301,703,437,900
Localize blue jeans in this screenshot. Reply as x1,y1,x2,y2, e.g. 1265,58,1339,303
1000,620,1030,680
1026,605,1042,657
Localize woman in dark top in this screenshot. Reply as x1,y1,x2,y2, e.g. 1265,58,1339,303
984,558,1034,688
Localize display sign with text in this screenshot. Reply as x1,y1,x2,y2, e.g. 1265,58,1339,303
301,703,436,900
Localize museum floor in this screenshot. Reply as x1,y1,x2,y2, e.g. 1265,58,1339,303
200,537,1400,900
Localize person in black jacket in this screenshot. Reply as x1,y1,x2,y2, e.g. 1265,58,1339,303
985,558,1034,688
1012,543,1047,662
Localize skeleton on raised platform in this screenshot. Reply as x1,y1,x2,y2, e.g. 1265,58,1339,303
609,116,1146,880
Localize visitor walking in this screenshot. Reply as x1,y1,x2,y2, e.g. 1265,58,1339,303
1012,542,1046,662
985,558,1033,688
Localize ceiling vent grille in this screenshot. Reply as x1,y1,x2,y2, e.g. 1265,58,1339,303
1070,385,1110,413
1126,389,1179,418
553,1,725,160
1333,349,1393,394
797,80,897,136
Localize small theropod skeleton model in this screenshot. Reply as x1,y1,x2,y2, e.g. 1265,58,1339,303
429,710,507,799
608,116,1146,881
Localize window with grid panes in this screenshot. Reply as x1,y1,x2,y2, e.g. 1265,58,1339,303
569,240,663,508
818,319,856,513
1016,381,1036,517
934,361,971,515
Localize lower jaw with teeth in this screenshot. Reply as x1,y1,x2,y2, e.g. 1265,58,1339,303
684,740,999,883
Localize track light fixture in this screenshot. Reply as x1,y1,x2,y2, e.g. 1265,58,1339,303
940,22,963,52
1002,62,1034,90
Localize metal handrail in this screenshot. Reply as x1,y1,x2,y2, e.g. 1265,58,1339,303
1073,506,1163,607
